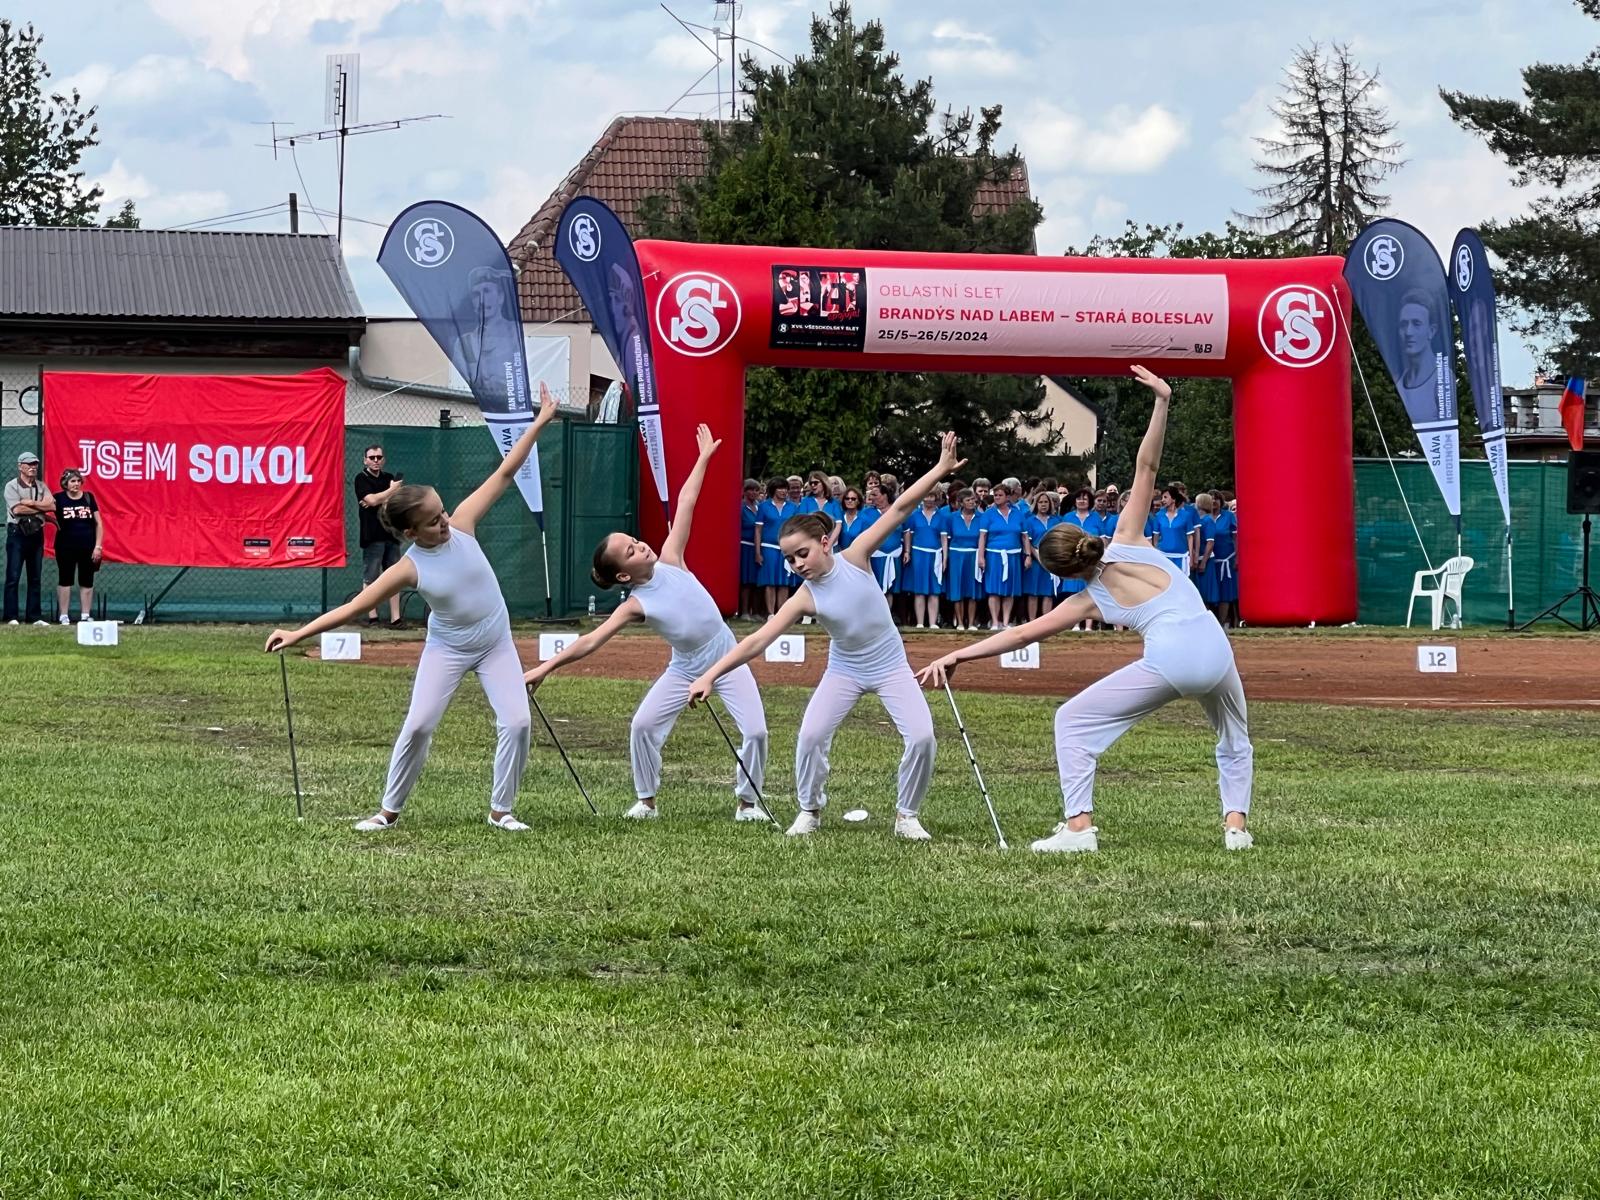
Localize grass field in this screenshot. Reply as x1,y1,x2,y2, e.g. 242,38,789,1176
3,626,1600,1198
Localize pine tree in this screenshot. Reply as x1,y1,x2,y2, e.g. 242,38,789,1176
104,198,140,228
0,19,104,226
1244,42,1403,253
1441,0,1600,375
641,1,1071,483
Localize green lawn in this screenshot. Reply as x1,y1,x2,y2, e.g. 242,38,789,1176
2,627,1599,1198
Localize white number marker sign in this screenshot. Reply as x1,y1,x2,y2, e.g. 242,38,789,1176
1417,645,1457,674
539,632,577,661
765,634,806,663
76,620,119,647
1000,642,1040,669
320,632,362,661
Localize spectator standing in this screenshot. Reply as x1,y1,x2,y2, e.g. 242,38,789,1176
354,445,405,627
53,469,102,623
4,451,52,626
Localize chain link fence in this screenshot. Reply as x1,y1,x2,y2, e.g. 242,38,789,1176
0,366,638,623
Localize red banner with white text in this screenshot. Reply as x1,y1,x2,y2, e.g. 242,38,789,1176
42,369,347,568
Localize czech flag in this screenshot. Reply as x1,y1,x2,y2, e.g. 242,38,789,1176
1561,377,1586,451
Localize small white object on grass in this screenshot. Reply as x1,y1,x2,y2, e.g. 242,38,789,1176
842,808,870,823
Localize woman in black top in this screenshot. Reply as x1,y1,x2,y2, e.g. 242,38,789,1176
54,469,102,623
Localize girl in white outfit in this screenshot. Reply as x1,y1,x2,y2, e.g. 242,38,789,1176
525,424,769,822
689,433,968,841
266,388,559,833
919,367,1254,853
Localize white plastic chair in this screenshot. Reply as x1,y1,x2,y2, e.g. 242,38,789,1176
1406,556,1474,630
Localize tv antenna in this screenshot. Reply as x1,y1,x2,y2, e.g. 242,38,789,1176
269,53,447,241
659,3,791,120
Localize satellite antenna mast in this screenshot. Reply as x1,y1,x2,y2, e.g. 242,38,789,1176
271,53,447,242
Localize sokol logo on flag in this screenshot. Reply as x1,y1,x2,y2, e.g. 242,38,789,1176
1344,219,1461,527
1448,228,1511,528
377,201,544,516
552,197,669,518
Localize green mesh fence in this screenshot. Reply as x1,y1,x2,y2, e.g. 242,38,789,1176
0,417,639,623
1354,458,1584,627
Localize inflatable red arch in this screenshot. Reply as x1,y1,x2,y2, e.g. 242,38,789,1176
632,240,1356,627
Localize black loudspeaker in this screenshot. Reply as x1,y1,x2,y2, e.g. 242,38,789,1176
1568,451,1600,515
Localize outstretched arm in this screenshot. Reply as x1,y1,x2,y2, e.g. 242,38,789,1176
687,588,816,704
843,432,966,569
916,592,1098,687
660,424,720,567
265,558,418,651
1115,365,1172,546
451,384,559,534
525,600,642,686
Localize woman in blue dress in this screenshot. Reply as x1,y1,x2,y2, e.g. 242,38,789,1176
1151,483,1197,578
755,478,793,616
1022,491,1060,622
821,473,845,541
1204,490,1239,626
835,485,876,553
867,476,909,601
905,486,949,629
976,478,1030,629
1053,486,1099,626
944,487,984,631
739,477,762,619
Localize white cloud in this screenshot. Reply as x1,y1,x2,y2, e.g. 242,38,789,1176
1019,102,1188,175
90,158,231,227
1388,145,1533,258
1216,84,1280,184
1032,176,1129,255
930,20,992,44
650,33,721,73
926,19,1019,76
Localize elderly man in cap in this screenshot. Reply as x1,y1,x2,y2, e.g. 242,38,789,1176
5,451,54,625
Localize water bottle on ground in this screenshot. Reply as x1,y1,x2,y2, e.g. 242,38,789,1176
588,595,597,617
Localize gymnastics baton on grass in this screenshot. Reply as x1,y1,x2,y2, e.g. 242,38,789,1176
528,688,598,815
941,678,1008,850
278,652,304,821
704,701,782,829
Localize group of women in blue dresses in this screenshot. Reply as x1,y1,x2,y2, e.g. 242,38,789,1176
739,472,1240,629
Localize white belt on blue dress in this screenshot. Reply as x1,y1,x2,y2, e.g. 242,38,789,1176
912,544,944,585
987,546,1022,583
871,547,899,593
1215,552,1235,580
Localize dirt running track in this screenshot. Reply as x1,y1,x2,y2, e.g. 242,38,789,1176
348,632,1600,710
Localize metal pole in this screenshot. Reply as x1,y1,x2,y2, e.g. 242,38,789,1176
706,701,782,828
289,192,299,233
539,527,554,620
529,689,598,814
279,653,304,820
942,678,1009,850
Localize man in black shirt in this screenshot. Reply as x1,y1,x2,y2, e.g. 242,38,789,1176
353,444,403,627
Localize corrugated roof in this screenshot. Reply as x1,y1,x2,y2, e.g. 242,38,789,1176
0,227,365,322
509,115,1035,324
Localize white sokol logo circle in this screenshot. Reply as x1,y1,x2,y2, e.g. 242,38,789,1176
1454,244,1473,292
1363,234,1403,281
655,272,741,357
569,213,601,262
404,217,454,268
1258,284,1336,369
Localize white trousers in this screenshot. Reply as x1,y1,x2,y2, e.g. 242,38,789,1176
631,663,768,804
796,666,935,815
1054,658,1253,819
379,631,530,815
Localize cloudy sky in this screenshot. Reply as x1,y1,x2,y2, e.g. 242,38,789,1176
13,0,1595,382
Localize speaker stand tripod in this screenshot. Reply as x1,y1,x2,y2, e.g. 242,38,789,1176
1517,514,1600,631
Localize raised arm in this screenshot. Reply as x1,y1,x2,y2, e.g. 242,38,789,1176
660,424,720,566
525,600,642,686
451,384,559,534
843,433,966,569
686,588,816,704
265,558,418,651
916,591,1099,687
1115,365,1172,546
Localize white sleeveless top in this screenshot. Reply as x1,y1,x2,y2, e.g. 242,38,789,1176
407,528,509,651
628,561,735,677
1086,542,1209,633
804,556,906,682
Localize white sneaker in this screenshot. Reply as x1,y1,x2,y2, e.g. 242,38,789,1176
786,810,821,837
624,800,660,820
58,615,70,625
354,811,398,832
31,619,47,626
5,620,16,626
914,622,925,630
894,813,932,841
488,813,530,831
734,803,770,823
1224,826,1254,851
1030,822,1099,853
